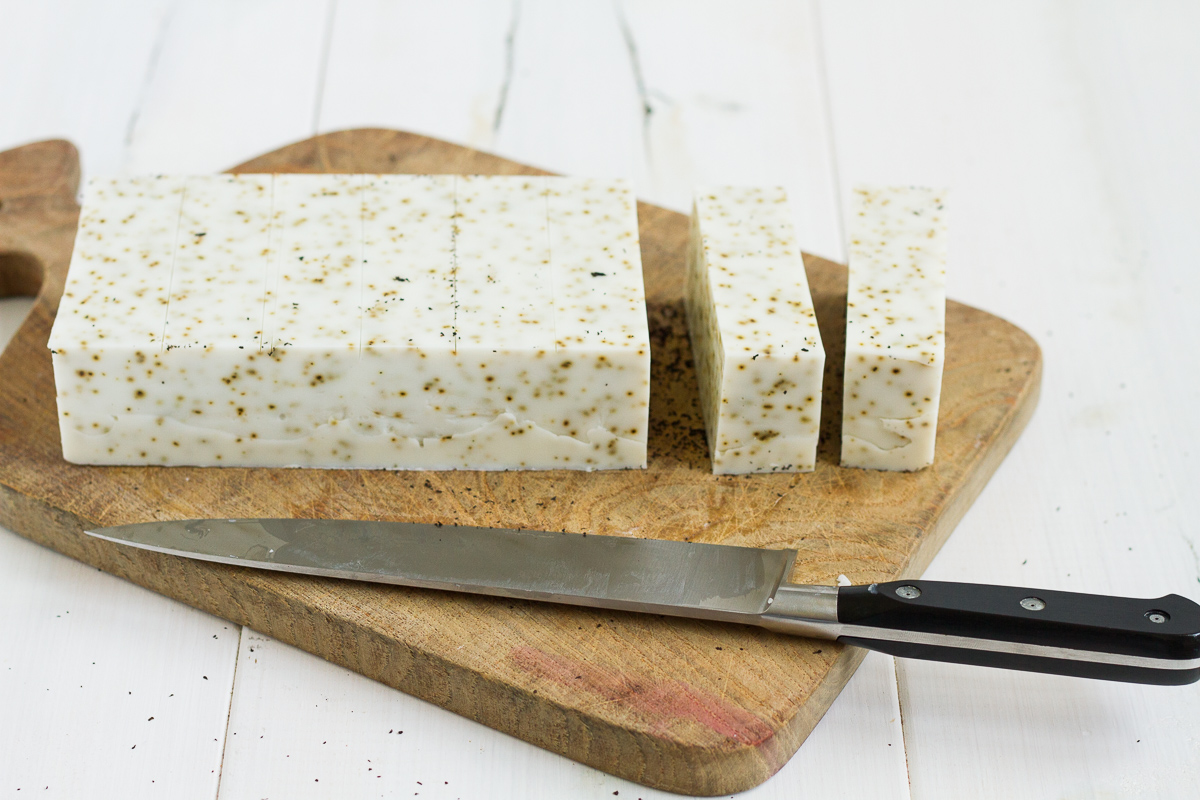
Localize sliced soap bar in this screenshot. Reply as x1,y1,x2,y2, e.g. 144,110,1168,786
684,187,825,474
841,185,947,471
48,174,650,470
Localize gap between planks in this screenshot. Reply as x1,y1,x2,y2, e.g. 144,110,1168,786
213,626,245,800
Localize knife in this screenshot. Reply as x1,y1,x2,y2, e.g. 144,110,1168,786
85,519,1200,686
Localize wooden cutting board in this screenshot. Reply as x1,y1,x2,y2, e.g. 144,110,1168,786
0,131,1041,796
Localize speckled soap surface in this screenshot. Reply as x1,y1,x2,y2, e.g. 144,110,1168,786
47,174,650,470
841,185,947,471
683,186,825,474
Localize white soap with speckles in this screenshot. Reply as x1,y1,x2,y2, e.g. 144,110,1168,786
684,187,825,474
841,185,947,471
48,174,650,470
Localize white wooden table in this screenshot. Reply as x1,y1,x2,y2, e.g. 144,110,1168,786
3,2,1198,797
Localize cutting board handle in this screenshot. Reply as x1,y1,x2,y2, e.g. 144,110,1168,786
0,139,82,312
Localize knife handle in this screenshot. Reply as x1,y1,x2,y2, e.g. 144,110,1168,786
835,581,1200,685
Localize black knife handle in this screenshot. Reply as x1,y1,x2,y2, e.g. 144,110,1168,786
836,581,1200,685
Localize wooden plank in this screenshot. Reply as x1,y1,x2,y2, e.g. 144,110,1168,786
0,130,1039,795
791,652,910,800
0,0,173,175
114,5,338,792
617,0,843,261
0,98,241,800
819,1,1200,796
490,0,649,183
0,530,240,799
123,0,332,174
317,0,515,150
609,6,910,795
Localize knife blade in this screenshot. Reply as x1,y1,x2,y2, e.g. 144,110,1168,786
86,519,1200,685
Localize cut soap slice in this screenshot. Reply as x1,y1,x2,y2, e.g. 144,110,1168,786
684,186,825,474
48,174,650,470
841,185,947,471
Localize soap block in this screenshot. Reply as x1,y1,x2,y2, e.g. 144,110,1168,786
684,187,825,474
841,185,947,471
48,174,651,470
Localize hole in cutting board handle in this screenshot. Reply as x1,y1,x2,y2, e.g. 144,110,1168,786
0,251,44,299
0,252,42,353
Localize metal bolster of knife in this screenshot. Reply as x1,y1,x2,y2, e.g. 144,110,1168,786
757,584,842,638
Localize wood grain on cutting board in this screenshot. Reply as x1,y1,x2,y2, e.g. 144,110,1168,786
0,131,1040,796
